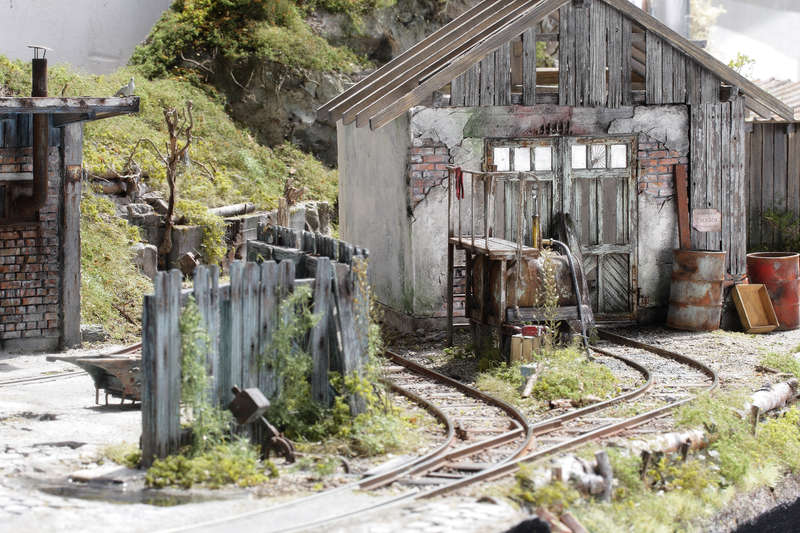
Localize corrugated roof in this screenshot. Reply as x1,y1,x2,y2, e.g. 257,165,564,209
751,79,800,122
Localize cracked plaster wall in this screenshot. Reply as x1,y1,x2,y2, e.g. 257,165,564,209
339,103,690,321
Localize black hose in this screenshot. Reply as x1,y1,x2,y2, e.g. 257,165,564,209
550,239,592,358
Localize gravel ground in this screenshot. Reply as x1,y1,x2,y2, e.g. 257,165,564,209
4,324,800,532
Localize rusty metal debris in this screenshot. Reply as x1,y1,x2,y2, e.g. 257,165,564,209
228,385,295,463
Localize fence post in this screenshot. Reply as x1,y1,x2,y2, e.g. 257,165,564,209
310,257,332,406
193,265,220,405
258,261,279,398
166,269,182,455
141,293,157,466
229,261,245,394
243,262,261,390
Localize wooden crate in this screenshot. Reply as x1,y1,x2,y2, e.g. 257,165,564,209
732,284,779,334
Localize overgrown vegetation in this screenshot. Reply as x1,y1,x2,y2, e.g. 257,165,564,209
0,55,339,337
130,0,367,79
510,389,800,531
762,209,800,253
476,345,616,406
260,286,419,456
761,350,800,377
690,0,726,41
80,191,153,342
146,298,276,489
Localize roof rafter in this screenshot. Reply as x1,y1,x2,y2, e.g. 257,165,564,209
341,0,533,126
318,0,514,121
369,0,570,129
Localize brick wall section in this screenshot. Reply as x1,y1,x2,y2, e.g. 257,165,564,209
637,133,689,199
408,138,450,207
0,148,61,342
0,146,33,173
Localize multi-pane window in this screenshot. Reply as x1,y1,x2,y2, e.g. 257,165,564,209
492,144,552,172
571,142,628,170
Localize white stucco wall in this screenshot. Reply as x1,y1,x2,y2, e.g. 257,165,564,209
403,105,687,320
0,0,171,74
709,0,800,82
338,117,413,313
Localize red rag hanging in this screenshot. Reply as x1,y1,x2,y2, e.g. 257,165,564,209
454,167,464,200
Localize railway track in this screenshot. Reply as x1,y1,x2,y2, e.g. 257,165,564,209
156,330,719,532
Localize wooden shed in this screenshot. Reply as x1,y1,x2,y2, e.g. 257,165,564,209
322,0,792,329
0,54,138,351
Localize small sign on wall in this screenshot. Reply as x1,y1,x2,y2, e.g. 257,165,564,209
692,209,722,232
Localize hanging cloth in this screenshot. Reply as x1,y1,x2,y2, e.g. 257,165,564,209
454,167,465,200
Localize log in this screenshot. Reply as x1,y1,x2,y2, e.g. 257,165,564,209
560,512,589,533
595,450,613,502
747,379,798,414
746,378,798,434
626,429,708,455
536,508,572,533
552,455,606,496
208,202,255,218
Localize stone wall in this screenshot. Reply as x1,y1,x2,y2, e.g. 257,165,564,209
0,148,62,350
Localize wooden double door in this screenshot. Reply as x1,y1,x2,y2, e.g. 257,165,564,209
487,135,637,320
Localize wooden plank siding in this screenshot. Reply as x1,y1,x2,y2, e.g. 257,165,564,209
746,122,800,252
141,230,372,466
439,0,730,110
689,99,747,276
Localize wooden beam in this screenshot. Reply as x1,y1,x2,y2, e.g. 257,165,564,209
317,0,509,120
0,96,139,114
603,0,794,120
370,0,571,130
744,96,777,121
332,0,525,123
52,112,95,127
349,0,533,126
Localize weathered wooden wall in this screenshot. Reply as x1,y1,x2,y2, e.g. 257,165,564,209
141,228,370,465
690,98,747,277
447,1,723,110
746,122,800,251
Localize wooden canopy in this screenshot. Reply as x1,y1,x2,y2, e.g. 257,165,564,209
319,0,793,130
0,96,140,127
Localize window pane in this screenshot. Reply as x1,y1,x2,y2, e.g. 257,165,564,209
610,144,627,168
514,147,531,171
571,145,587,169
590,144,607,169
534,146,552,171
493,147,510,171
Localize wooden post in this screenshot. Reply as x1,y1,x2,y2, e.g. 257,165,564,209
277,198,289,227
258,261,278,399
675,164,691,249
141,293,157,466
447,242,455,347
61,123,82,348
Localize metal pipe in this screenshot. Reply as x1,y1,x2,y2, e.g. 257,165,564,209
17,57,49,217
548,238,591,357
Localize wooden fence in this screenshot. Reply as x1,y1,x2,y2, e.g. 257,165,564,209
747,122,800,251
141,226,370,465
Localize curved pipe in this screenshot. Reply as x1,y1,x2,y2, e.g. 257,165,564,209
17,57,48,217
549,238,591,357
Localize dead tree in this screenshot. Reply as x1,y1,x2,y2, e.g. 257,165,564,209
129,101,195,259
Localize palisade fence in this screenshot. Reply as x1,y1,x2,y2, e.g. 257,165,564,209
141,225,370,465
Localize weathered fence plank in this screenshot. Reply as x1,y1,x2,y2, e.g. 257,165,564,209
142,227,372,460
310,257,332,406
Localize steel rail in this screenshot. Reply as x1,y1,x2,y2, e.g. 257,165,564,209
419,331,719,498
0,370,85,388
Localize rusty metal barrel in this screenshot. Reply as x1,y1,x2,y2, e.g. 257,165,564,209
747,252,800,331
666,250,727,331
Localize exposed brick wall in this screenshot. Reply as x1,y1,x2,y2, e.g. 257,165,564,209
0,148,61,344
637,133,689,199
0,146,33,173
408,138,450,208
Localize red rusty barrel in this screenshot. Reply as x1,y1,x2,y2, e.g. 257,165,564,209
666,250,727,331
747,252,800,331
